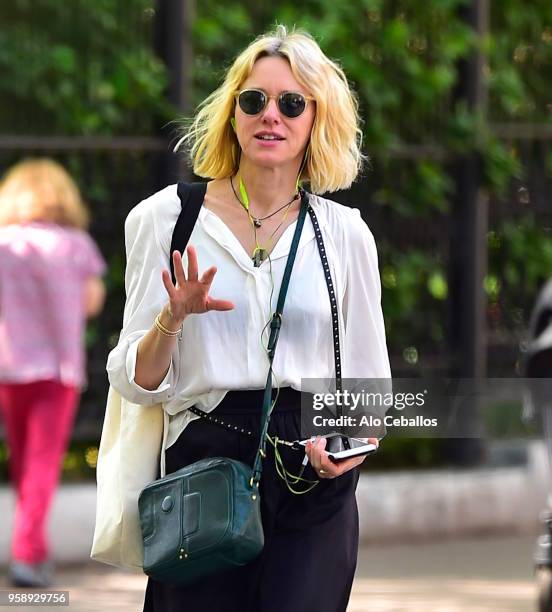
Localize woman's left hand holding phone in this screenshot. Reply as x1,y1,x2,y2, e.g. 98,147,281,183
305,436,379,479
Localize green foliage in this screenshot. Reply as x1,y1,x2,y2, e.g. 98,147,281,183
487,217,552,332
488,1,552,121
0,0,171,134
380,249,448,352
482,400,540,439
482,131,523,195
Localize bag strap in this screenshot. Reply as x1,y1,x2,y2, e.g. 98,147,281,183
307,206,342,393
307,206,347,446
169,182,207,286
251,189,310,487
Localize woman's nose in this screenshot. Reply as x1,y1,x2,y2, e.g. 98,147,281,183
261,98,281,122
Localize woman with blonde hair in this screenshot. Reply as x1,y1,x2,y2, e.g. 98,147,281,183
106,25,390,611
0,158,106,587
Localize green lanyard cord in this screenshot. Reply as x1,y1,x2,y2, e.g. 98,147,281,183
259,370,319,495
266,434,319,495
239,155,316,494
237,175,297,264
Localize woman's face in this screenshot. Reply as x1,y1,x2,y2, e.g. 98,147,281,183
233,56,315,171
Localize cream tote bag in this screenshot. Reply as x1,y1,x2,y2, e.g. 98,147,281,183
90,385,164,569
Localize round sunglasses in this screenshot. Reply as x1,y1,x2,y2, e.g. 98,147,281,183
235,88,315,119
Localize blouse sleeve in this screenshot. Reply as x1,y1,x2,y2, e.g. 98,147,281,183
106,199,180,405
342,207,391,388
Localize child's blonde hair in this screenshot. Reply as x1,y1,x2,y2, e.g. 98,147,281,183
0,158,90,229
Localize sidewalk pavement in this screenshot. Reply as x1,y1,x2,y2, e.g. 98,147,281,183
0,440,547,609
0,535,539,611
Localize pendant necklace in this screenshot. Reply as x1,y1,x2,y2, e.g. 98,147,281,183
230,175,299,266
230,176,298,228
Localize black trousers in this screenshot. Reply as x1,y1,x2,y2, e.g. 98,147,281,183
143,388,360,612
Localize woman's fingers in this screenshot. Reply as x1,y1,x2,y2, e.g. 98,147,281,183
161,269,176,299
339,455,367,472
172,250,187,288
306,438,335,477
306,437,366,479
186,245,199,282
200,266,217,287
206,297,235,312
174,247,214,288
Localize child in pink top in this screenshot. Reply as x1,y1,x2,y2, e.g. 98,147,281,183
0,159,106,587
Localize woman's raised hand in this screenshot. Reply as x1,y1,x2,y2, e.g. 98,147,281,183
161,245,234,322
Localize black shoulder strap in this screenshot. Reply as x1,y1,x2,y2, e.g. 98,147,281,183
169,182,207,285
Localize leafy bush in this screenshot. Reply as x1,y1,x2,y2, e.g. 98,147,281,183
0,0,171,135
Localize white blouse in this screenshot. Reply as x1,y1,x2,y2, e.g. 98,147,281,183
106,184,391,453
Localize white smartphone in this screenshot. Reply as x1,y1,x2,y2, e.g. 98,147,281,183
296,433,378,463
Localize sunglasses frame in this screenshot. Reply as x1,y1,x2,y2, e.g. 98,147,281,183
235,88,315,118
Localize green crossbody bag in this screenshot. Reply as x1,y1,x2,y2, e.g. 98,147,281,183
137,190,310,586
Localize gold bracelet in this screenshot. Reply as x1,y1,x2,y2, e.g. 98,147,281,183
154,312,182,337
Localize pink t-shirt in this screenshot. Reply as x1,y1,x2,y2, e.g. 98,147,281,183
0,222,106,389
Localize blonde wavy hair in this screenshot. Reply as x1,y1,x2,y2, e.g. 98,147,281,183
177,24,366,194
0,158,90,229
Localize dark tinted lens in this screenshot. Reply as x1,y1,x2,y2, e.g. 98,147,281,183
238,90,266,115
279,92,306,117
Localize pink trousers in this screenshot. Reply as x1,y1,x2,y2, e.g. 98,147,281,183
0,380,78,563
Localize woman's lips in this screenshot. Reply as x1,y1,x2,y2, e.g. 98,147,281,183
255,136,285,147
